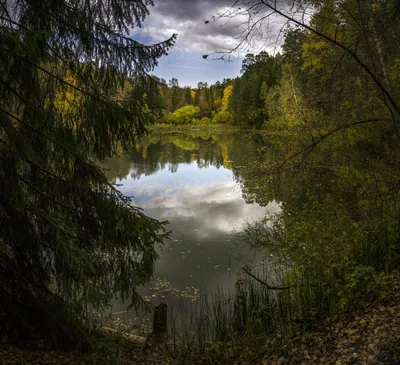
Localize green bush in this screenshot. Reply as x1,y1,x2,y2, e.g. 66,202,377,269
212,111,233,124
200,117,211,125
166,105,200,124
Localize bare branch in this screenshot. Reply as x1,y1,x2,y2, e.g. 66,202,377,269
243,267,295,290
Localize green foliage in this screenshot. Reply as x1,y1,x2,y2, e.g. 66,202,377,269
212,111,233,124
225,52,282,126
201,117,211,125
194,117,211,125
150,77,230,122
0,0,174,349
167,105,200,124
151,52,282,127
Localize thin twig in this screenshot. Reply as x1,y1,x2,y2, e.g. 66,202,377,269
242,267,295,290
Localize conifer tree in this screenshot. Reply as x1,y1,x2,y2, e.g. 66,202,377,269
0,0,175,349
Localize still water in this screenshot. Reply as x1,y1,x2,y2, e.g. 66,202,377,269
105,131,280,315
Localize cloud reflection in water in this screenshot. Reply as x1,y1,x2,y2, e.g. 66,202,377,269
118,162,279,234
114,160,280,305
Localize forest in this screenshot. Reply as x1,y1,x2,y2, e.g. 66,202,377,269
150,51,282,128
1,0,400,364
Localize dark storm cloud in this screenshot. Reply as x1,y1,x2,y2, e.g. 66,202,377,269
134,0,292,53
152,0,232,22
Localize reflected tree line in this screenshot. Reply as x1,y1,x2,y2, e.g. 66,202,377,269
105,131,339,213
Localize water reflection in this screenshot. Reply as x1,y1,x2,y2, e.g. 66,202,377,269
106,132,280,314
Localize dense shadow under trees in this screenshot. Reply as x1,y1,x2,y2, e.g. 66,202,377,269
0,0,175,350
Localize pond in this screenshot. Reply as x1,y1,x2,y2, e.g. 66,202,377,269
104,130,281,320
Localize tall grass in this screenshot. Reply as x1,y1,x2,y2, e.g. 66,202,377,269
168,268,388,364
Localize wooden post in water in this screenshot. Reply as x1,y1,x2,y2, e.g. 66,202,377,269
146,302,168,350
153,302,168,335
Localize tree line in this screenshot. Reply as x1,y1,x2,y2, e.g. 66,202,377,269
148,51,283,127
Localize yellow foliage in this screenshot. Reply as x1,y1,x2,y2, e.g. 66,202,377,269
54,71,83,119
221,85,233,112
142,147,148,160
221,147,231,169
302,38,333,73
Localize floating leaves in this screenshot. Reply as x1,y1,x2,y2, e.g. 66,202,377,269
145,278,200,302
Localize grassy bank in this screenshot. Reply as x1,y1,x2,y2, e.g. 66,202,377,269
168,272,391,364
146,123,248,133
2,270,399,365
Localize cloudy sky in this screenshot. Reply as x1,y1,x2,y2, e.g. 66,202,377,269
131,0,287,87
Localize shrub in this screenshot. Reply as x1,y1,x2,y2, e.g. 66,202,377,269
212,111,233,124
200,117,211,125
167,106,200,124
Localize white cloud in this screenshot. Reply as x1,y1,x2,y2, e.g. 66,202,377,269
130,180,280,233
131,0,291,55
